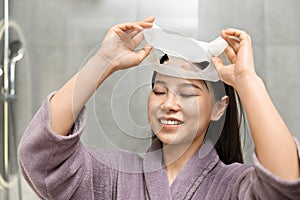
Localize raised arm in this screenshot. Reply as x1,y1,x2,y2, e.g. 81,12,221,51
50,17,154,135
212,29,299,181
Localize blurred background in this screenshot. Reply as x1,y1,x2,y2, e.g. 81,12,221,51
0,0,299,199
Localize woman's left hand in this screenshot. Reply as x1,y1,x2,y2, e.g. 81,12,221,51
214,29,300,181
212,29,256,89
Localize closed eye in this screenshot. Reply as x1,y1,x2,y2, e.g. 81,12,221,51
152,89,166,95
179,93,198,98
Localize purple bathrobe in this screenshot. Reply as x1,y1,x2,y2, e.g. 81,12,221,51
18,94,300,199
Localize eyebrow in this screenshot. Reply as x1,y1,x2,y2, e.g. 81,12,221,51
179,83,203,91
154,80,167,86
154,80,203,91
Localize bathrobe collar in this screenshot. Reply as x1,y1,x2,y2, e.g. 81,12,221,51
143,139,220,199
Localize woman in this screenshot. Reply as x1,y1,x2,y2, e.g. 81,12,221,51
18,16,300,199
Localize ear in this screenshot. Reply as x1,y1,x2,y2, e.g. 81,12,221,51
211,96,229,121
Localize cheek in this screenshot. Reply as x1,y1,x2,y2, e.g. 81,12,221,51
147,96,163,134
147,95,158,122
184,98,210,112
182,99,212,123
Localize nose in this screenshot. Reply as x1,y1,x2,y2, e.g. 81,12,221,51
161,92,180,113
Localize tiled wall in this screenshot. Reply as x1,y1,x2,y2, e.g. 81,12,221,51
0,0,299,199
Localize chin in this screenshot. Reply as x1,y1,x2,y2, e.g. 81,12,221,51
155,132,195,146
156,129,205,148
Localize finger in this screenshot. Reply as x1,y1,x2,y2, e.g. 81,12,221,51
212,57,226,80
115,24,143,41
142,16,155,23
125,29,141,39
222,31,240,53
114,17,154,37
223,28,248,40
224,45,237,63
223,28,252,46
212,57,234,85
212,57,224,71
132,31,145,46
133,44,153,66
117,22,143,33
137,16,155,28
137,21,154,29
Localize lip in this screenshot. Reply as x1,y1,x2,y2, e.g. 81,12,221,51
158,116,184,130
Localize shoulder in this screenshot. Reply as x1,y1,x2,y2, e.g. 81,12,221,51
210,160,253,182
206,160,254,198
218,161,253,176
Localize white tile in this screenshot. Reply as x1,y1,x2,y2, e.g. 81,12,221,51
138,0,199,37
264,0,300,45
265,45,300,136
198,0,264,43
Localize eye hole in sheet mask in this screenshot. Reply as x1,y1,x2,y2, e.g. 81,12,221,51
160,54,169,64
194,61,210,70
158,52,210,74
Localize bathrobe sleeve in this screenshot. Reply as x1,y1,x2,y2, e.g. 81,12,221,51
18,93,115,200
235,139,300,200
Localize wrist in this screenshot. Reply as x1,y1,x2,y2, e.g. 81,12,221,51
79,54,116,89
234,71,263,95
90,53,116,76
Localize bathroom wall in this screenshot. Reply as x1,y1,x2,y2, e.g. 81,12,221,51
1,0,299,199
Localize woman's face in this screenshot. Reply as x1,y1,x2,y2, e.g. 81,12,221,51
147,73,213,145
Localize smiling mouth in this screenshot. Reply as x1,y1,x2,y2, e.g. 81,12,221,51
159,119,183,125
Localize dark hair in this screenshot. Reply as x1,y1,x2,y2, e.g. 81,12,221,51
151,71,244,164
214,84,244,164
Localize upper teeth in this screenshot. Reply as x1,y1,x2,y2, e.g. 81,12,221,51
160,119,182,125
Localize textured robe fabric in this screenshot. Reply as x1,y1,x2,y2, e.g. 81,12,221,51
18,94,300,200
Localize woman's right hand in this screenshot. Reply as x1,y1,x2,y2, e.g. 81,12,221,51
96,16,155,73
49,17,154,136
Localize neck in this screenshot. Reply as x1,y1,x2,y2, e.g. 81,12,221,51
163,134,204,186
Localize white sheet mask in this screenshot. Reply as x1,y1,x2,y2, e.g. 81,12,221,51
142,24,228,82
